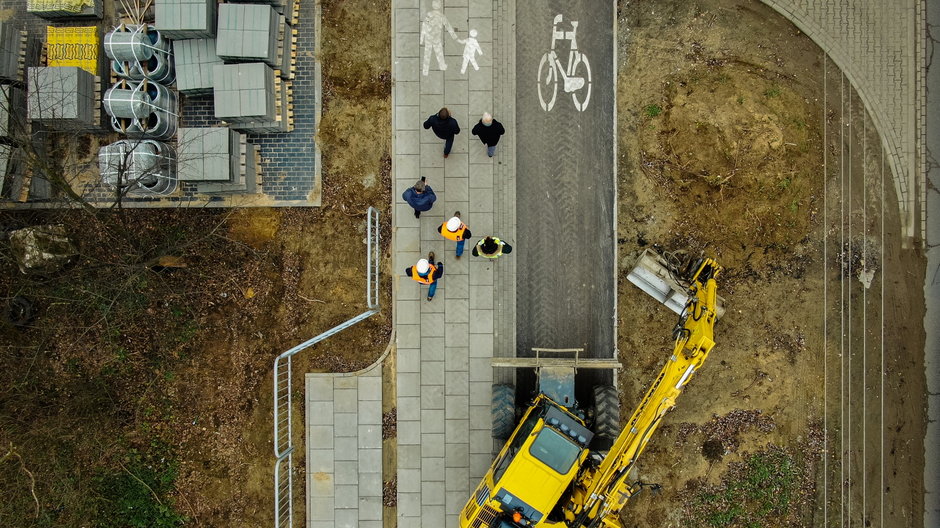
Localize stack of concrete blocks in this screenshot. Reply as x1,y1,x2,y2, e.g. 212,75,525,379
26,67,96,128
213,62,290,133
0,85,25,139
177,127,260,194
216,3,292,80
226,0,296,17
0,143,26,200
0,22,27,83
173,39,222,95
107,25,175,86
155,0,217,39
26,0,103,19
98,139,178,196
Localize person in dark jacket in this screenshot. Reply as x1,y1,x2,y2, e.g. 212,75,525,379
402,177,437,218
423,107,460,158
471,112,505,157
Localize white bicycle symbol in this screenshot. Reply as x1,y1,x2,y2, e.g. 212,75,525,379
537,14,592,112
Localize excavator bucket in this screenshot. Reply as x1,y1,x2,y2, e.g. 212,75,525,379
627,248,726,319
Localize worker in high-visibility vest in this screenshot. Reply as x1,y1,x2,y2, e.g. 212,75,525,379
437,211,472,258
404,252,444,301
471,236,512,259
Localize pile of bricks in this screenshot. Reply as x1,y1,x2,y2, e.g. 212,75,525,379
155,0,216,39
26,0,103,19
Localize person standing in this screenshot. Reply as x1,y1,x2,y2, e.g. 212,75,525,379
472,236,512,259
471,112,505,157
437,212,471,258
405,252,444,301
423,107,460,158
402,177,436,218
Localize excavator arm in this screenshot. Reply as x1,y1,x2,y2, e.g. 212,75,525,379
564,258,722,528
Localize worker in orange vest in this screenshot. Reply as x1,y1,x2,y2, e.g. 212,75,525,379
437,211,472,258
405,252,444,301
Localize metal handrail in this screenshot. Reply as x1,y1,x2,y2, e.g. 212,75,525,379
273,207,380,528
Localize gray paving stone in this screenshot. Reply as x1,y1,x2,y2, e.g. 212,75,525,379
334,413,357,437
334,484,359,509
310,470,335,497
334,389,358,413
396,153,420,176
468,429,491,451
421,384,445,409
469,262,494,286
334,377,357,390
396,81,420,106
397,323,421,349
359,495,383,521
468,333,494,357
445,272,470,298
359,425,381,448
398,371,421,397
309,425,334,448
469,357,493,383
309,401,334,424
446,394,470,419
470,405,489,432
447,490,468,512
359,400,381,425
421,311,445,336
397,492,421,514
422,457,445,481
445,346,469,371
399,419,422,445
421,359,446,385
309,448,334,473
420,141,446,167
396,105,419,130
335,507,358,528
469,285,493,310
398,395,421,420
399,347,421,373
395,8,419,33
445,323,470,347
335,461,358,486
445,369,470,396
469,65,493,90
468,161,494,188
397,226,421,253
469,453,492,480
359,376,381,399
421,505,446,526
469,381,491,406
446,417,469,440
396,34,419,58
446,466,470,491
335,437,358,461
399,468,421,492
421,70,444,94
309,497,334,519
446,441,470,467
396,129,420,155
422,480,446,505
420,93,444,118
421,409,445,433
360,472,383,496
468,0,490,17
360,448,382,471
420,337,445,361
399,444,422,469
469,17,492,42
422,432,446,457
308,377,334,399
469,309,494,333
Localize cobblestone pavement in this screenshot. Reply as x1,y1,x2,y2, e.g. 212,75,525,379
759,0,926,242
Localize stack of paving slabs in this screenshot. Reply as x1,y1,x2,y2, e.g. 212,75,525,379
0,143,26,201
0,84,25,140
0,22,28,82
98,139,178,196
213,62,290,133
226,0,295,17
216,4,284,70
173,38,222,94
46,26,99,75
107,24,174,85
155,0,217,39
27,66,96,128
27,0,103,19
178,127,260,194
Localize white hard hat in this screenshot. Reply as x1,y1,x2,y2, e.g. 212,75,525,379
416,259,430,274
446,217,462,232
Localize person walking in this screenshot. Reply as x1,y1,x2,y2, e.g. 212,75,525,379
471,236,512,259
423,107,460,158
437,212,471,258
471,112,505,157
405,252,444,301
402,177,436,218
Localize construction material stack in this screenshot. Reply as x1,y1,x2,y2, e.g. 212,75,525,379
26,0,103,19
177,127,259,195
155,0,217,39
0,22,27,201
173,39,222,95
98,140,177,196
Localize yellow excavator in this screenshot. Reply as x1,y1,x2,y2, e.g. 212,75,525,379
460,256,722,528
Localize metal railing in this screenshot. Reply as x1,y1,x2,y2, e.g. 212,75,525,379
273,206,380,528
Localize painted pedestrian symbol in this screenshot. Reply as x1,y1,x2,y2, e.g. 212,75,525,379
538,14,592,112
421,0,457,75
458,29,483,74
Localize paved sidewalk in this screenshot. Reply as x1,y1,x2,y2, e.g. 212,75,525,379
306,367,384,528
392,0,516,526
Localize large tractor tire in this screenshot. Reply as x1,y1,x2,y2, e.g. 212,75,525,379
492,384,516,440
591,385,620,451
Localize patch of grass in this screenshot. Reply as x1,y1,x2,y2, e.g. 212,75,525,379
93,446,186,528
686,446,799,527
792,117,806,130
777,178,791,190
644,104,663,118
736,96,744,105
763,85,782,98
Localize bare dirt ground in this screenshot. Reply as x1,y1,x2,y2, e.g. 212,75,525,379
616,1,925,527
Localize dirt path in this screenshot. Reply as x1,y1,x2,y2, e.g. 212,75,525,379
615,1,925,526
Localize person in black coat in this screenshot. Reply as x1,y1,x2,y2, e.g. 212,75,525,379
423,107,460,158
471,112,505,157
